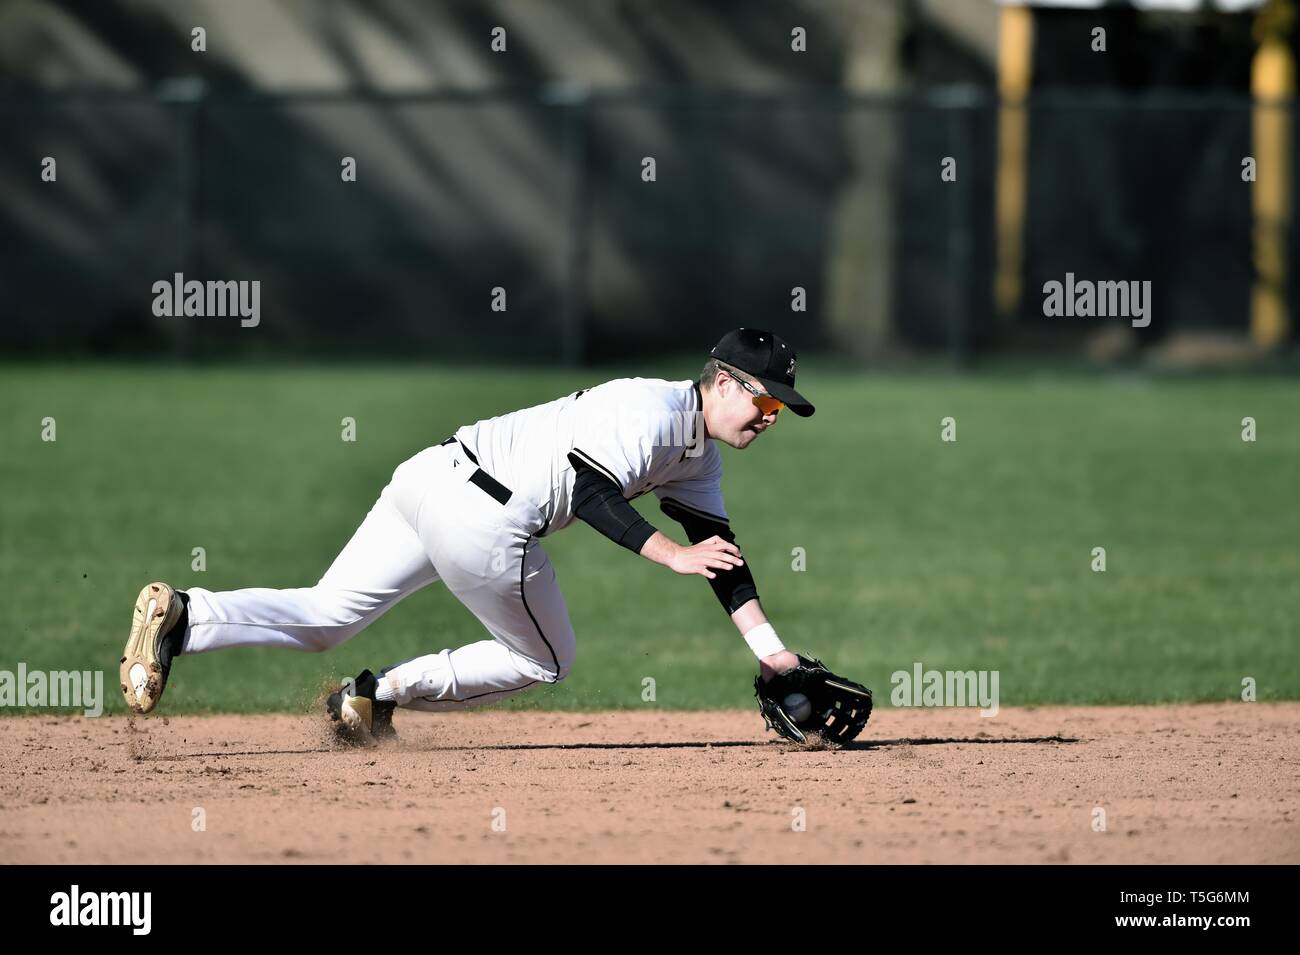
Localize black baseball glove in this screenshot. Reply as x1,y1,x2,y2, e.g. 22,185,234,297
754,654,873,744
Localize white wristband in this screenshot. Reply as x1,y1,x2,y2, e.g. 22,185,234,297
742,623,785,660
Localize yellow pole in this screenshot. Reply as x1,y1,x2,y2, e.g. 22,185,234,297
1251,0,1295,349
995,4,1034,324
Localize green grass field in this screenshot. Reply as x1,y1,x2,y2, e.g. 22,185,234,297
2,363,1297,713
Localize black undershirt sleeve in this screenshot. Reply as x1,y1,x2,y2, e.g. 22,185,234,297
569,456,657,555
658,498,760,615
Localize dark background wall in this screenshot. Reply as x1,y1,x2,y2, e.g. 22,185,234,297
0,1,1276,363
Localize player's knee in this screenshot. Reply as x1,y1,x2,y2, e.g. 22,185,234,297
314,589,373,628
299,588,372,651
548,630,576,683
299,625,353,653
518,649,571,684
317,615,367,648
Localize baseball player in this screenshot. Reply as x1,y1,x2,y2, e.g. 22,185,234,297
120,328,872,744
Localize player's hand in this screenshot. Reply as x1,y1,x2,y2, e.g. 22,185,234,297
758,649,801,683
668,536,744,579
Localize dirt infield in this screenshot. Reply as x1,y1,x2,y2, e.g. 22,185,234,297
2,703,1297,864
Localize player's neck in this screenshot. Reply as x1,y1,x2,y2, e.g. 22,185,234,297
699,390,716,441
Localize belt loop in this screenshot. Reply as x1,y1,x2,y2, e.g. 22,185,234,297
443,436,511,505
442,435,481,466
470,469,512,506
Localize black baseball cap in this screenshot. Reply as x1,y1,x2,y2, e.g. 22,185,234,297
709,328,815,417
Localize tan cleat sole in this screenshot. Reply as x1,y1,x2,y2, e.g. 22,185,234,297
119,581,182,714
338,695,377,747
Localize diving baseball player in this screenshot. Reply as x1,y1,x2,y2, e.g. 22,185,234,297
119,328,872,744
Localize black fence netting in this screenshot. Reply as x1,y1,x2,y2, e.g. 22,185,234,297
0,90,1275,362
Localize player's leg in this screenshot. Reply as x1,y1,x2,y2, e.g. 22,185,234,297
377,535,576,711
372,441,577,711
181,488,438,655
120,448,444,713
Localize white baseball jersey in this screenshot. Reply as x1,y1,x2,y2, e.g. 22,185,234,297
181,377,736,713
453,377,728,538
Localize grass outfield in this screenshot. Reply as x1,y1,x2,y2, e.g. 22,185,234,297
2,363,1297,713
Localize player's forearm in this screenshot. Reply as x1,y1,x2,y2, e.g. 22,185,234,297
730,597,766,634
643,531,794,680
658,502,759,610
732,598,798,679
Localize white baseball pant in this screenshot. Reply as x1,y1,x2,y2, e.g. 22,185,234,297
180,440,575,710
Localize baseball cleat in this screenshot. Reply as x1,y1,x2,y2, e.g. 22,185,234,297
326,669,396,746
119,581,187,714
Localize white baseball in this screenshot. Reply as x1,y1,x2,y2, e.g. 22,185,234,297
783,692,812,723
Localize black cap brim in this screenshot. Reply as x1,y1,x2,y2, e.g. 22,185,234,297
756,377,814,417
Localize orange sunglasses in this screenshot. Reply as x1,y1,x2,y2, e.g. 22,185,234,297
725,371,784,415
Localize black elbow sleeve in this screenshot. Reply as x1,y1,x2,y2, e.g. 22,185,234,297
659,498,759,614
713,571,759,615
571,460,656,554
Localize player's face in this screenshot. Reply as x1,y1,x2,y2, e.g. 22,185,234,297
715,372,780,449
